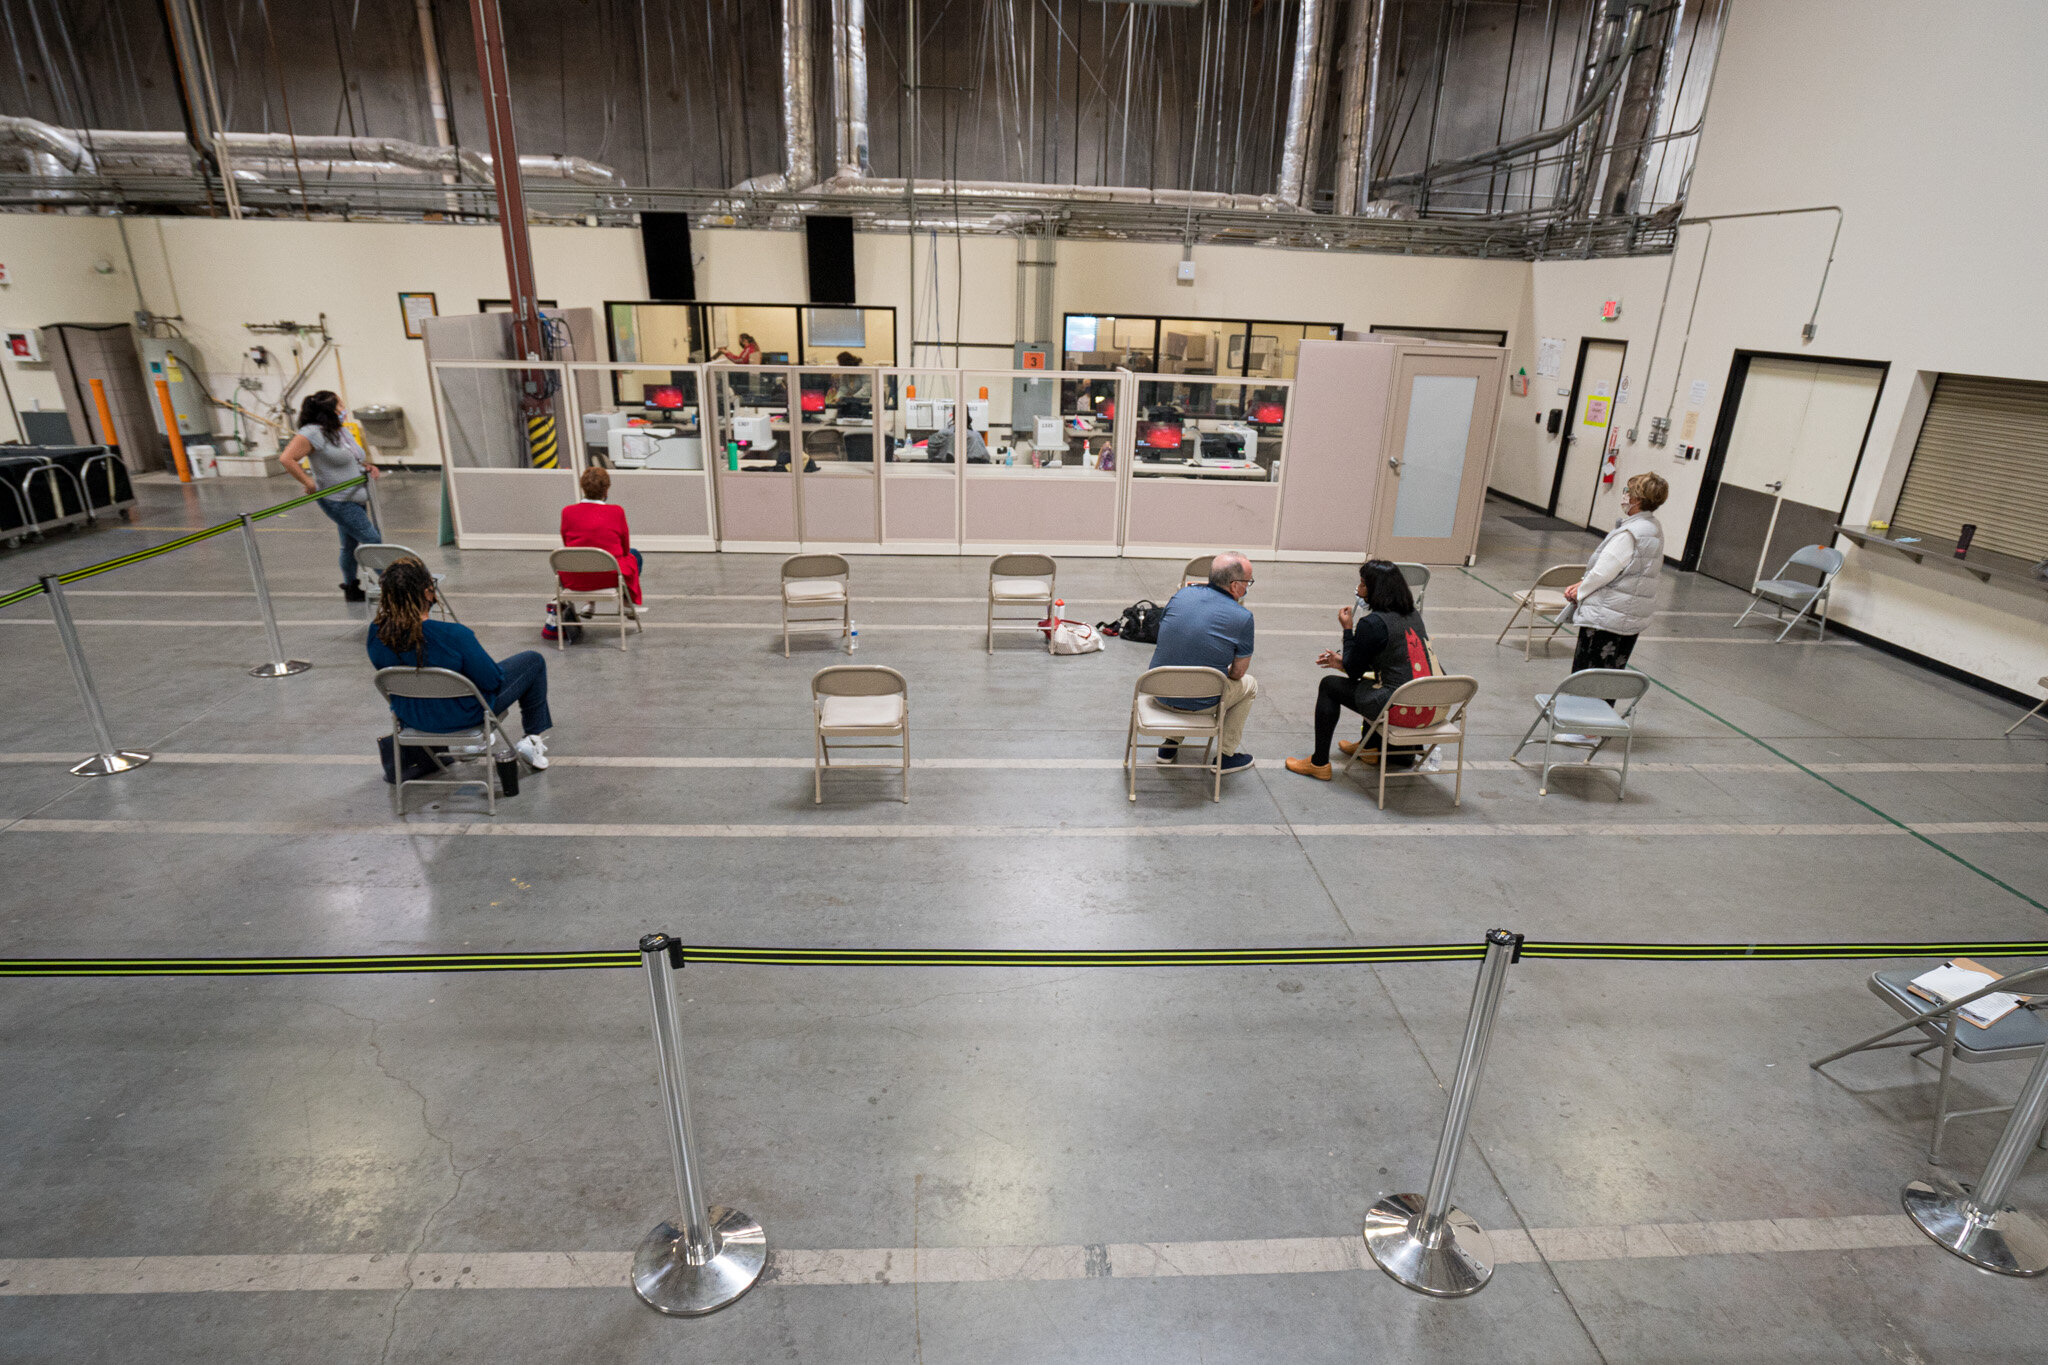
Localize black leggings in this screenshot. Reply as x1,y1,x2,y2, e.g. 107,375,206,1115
1313,675,1385,765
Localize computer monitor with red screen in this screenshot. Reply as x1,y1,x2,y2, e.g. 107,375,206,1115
648,385,686,410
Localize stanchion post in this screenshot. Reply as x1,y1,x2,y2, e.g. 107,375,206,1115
631,933,766,1315
1364,928,1520,1298
41,575,152,776
238,513,311,677
1903,1040,2048,1276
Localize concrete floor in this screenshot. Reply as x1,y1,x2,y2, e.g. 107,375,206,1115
1,470,2045,1361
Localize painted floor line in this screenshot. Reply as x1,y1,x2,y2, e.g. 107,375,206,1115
0,752,2037,776
0,1214,1934,1296
13,817,2040,840
0,618,1853,645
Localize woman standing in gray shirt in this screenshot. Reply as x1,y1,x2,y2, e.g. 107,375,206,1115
279,391,382,602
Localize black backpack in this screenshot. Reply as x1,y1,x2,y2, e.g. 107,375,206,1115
1100,599,1165,643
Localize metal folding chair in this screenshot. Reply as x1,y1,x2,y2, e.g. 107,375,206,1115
373,666,516,816
1494,563,1580,658
812,665,909,804
1124,666,1228,803
987,554,1057,654
1511,668,1650,798
781,553,852,656
550,546,641,651
1180,555,1214,589
1733,544,1844,642
1346,675,1479,809
356,544,459,621
2003,677,2048,736
1394,562,1431,611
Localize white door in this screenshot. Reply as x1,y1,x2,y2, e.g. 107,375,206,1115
1553,340,1625,527
1697,359,1882,589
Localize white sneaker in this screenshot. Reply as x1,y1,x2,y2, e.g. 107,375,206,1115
1551,733,1597,746
515,734,551,770
629,603,649,616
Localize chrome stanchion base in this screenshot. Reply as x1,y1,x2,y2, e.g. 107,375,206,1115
1904,1178,2048,1277
632,1206,767,1315
71,750,152,777
1363,1193,1495,1298
249,660,313,678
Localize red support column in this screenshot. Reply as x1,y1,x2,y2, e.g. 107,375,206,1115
468,0,546,389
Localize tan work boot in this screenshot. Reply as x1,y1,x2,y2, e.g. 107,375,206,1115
1284,757,1333,781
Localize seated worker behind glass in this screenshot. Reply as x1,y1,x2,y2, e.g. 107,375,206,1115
828,354,871,408
925,409,989,463
560,466,644,609
367,558,554,770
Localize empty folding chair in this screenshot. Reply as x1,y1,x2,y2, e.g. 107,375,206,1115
1511,668,1651,798
1124,666,1228,803
812,665,909,803
2005,677,2048,736
373,666,517,816
1733,544,1845,642
781,553,852,656
1494,563,1579,658
1345,675,1479,810
1180,555,1214,590
356,543,460,621
987,554,1058,653
549,546,642,651
1394,562,1431,611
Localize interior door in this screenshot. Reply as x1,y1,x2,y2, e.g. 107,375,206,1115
1696,358,1883,589
1551,339,1625,526
1371,353,1499,564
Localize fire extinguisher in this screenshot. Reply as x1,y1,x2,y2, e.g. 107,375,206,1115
1599,432,1620,487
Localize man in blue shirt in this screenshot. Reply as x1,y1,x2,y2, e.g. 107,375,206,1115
1148,550,1258,773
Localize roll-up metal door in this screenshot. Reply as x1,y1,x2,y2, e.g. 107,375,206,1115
1891,374,2048,559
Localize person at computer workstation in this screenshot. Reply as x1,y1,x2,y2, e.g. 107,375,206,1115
828,354,871,407
714,333,759,364
924,409,989,464
1149,552,1258,776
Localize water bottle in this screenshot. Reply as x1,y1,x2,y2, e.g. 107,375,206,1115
848,622,858,653
543,601,559,641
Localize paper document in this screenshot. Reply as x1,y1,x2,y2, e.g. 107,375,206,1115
1908,963,2022,1028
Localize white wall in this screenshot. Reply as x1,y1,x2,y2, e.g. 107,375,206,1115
1526,0,2048,693
0,215,138,424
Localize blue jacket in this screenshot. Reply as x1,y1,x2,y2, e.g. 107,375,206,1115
367,620,502,732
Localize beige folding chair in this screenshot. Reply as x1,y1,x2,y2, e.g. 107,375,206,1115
2006,677,2048,736
1125,666,1228,803
356,543,459,620
988,553,1057,653
812,665,909,803
548,546,642,651
373,666,516,816
1180,555,1214,589
1494,563,1580,658
781,553,852,656
1345,675,1479,809
1394,562,1431,611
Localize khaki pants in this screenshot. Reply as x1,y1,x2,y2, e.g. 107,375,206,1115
1166,672,1258,757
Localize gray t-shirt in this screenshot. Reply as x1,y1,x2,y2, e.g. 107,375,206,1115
298,423,368,503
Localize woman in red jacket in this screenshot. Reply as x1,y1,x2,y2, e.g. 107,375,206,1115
559,466,644,607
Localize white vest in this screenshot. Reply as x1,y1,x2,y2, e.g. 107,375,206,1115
1575,512,1664,635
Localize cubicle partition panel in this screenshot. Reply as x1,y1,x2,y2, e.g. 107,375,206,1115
709,362,801,552
878,369,960,551
795,365,882,551
569,362,716,550
431,359,581,549
1122,376,1291,558
956,368,1131,556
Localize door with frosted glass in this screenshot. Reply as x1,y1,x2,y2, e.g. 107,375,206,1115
1371,354,1503,564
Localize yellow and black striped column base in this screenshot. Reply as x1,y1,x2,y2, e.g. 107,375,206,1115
526,412,559,469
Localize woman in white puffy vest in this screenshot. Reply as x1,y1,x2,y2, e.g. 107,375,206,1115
1563,472,1669,672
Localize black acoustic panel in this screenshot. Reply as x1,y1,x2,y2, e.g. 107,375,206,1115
641,213,695,301
805,216,856,304
1696,482,1777,589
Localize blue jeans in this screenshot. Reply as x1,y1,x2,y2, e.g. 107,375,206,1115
319,496,381,583
490,650,552,735
628,548,644,573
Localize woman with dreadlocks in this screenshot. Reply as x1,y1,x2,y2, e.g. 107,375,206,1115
366,558,555,769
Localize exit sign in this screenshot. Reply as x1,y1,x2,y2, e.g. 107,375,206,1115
1601,299,1622,320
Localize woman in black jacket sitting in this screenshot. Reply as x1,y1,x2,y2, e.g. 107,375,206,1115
1285,560,1429,780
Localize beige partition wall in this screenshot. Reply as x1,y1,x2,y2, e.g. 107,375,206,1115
570,362,716,550
1275,340,1505,564
708,362,800,552
1123,375,1291,557
428,353,580,550
956,367,1130,555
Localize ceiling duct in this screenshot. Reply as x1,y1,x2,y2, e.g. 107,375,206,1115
1275,0,1328,206
830,0,870,177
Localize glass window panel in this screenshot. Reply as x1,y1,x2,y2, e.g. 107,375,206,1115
1391,375,1478,539
800,308,897,366
969,370,1114,474
1131,381,1278,482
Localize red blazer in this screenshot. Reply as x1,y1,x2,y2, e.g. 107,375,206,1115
559,500,642,603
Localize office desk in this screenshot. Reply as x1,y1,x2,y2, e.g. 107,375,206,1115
1131,459,1271,480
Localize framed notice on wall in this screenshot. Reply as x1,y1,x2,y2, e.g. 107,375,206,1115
398,292,438,340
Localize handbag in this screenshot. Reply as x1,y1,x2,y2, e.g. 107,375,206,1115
1385,630,1451,728
1099,599,1164,643
378,734,448,785
1044,618,1104,654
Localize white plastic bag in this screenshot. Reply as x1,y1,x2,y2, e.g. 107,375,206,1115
1047,619,1103,655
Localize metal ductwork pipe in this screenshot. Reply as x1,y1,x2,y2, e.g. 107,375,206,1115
1374,3,1645,194
782,0,819,194
797,173,1305,214
0,116,97,173
1333,0,1384,217
830,0,869,177
1276,0,1328,206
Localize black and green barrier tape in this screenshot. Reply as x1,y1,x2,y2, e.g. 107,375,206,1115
1,938,2042,978
0,475,366,609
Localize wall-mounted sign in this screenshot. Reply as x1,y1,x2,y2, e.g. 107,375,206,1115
1601,299,1622,321
1536,337,1562,376
1020,350,1046,370
1584,396,1611,426
4,329,41,362
398,292,438,340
